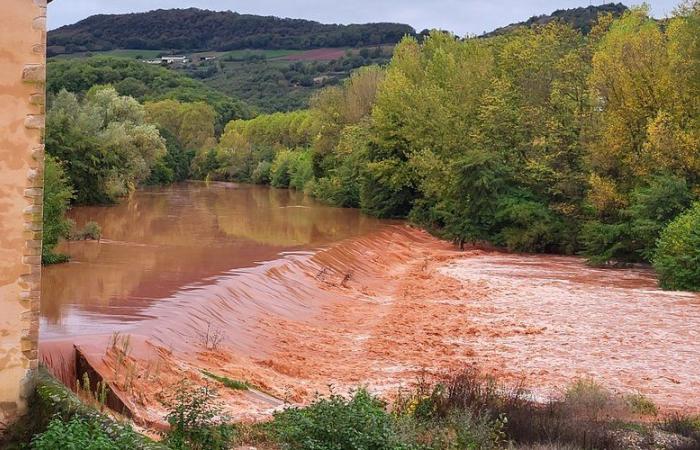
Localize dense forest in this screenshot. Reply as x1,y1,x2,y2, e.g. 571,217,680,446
484,2,628,36
47,4,631,114
44,4,700,291
47,8,415,55
191,5,700,290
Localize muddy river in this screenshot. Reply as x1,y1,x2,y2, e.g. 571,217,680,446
41,182,392,339
40,182,700,424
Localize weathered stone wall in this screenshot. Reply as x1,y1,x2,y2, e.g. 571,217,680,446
0,0,47,430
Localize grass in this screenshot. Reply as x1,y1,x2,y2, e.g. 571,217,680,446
201,370,250,391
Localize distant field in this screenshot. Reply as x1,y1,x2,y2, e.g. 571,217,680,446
49,47,392,63
279,48,348,62
47,45,394,113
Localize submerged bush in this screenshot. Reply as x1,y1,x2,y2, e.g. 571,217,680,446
71,221,102,241
653,203,700,291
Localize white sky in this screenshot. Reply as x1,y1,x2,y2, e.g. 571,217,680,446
48,1,681,36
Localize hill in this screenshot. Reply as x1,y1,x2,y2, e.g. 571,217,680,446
47,8,416,56
484,3,628,36
46,4,631,114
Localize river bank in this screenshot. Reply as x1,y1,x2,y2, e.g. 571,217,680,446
41,219,700,426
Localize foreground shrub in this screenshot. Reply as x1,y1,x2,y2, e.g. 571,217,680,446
393,369,623,450
162,384,234,450
270,388,406,450
393,409,506,450
653,203,700,291
663,414,700,444
31,416,138,450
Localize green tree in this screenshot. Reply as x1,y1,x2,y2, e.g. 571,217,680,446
42,156,74,265
46,87,166,204
654,202,700,291
145,100,217,151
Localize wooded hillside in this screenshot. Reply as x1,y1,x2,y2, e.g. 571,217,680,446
48,8,416,55
484,3,628,36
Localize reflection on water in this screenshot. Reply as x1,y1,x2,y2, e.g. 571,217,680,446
41,182,392,339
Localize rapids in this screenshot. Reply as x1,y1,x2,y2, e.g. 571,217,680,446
40,182,700,425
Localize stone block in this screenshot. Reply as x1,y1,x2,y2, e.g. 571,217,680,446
22,64,45,83
24,114,45,129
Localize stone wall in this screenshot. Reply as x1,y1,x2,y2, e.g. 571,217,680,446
0,0,47,430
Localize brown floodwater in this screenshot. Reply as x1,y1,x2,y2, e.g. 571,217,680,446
41,182,393,339
39,182,700,424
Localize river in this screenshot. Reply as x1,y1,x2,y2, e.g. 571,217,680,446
39,182,700,424
41,182,393,339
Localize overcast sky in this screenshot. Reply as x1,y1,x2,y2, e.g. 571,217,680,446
48,1,680,35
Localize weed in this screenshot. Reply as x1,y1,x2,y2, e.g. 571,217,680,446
663,414,700,443
625,393,658,416
563,378,623,422
162,381,234,450
77,373,109,412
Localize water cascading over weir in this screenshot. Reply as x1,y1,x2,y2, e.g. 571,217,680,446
0,0,49,430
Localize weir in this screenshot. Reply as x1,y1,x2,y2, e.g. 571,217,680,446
0,0,48,429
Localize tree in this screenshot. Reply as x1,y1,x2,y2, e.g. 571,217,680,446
145,100,217,150
654,202,700,291
42,156,74,264
46,87,166,204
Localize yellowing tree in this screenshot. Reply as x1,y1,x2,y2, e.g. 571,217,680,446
145,100,217,150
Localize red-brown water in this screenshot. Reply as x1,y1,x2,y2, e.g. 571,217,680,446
40,183,700,425
41,182,393,339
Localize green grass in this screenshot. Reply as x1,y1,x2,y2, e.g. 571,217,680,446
202,370,251,391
